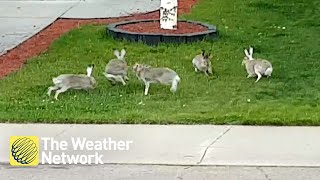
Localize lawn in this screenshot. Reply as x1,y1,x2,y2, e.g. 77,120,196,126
0,0,320,125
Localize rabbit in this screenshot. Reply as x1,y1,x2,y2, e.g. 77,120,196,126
133,63,181,95
103,49,129,86
192,50,213,76
242,46,273,83
47,64,96,100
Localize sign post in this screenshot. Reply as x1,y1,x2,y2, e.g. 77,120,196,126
160,0,178,30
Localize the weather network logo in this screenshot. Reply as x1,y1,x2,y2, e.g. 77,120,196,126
10,136,40,166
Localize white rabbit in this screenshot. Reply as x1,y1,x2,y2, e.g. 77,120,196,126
47,64,96,100
133,63,181,95
192,50,213,76
242,47,273,83
103,49,129,86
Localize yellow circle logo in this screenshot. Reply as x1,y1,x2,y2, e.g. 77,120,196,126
10,136,39,166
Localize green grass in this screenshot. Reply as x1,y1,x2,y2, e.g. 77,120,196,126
0,0,320,125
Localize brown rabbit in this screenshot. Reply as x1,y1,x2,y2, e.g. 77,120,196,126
192,50,213,76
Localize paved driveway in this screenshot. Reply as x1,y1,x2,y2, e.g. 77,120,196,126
0,0,160,55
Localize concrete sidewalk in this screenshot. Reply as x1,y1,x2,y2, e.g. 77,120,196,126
0,0,160,55
1,124,320,167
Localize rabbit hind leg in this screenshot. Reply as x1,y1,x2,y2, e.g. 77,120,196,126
108,75,126,86
254,69,262,83
54,86,69,100
104,73,118,85
114,75,126,86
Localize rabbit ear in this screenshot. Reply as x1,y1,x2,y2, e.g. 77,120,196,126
244,48,253,60
244,49,250,58
201,49,205,56
203,52,211,60
133,63,139,70
114,49,121,59
86,64,94,77
249,47,254,57
120,49,126,59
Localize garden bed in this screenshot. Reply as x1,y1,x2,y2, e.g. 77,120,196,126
119,21,208,34
107,19,218,45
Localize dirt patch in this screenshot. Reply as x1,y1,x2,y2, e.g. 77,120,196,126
0,0,198,78
118,21,208,34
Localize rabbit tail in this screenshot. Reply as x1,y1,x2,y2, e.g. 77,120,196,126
265,67,273,77
170,75,181,93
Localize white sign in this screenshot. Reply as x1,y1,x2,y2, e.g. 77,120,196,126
160,0,178,30
41,137,133,164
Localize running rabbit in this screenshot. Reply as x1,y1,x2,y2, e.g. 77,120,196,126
242,47,273,83
47,64,96,100
192,50,213,76
103,49,129,86
133,63,181,95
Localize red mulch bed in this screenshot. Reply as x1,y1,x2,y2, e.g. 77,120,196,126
0,0,198,79
119,21,208,34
